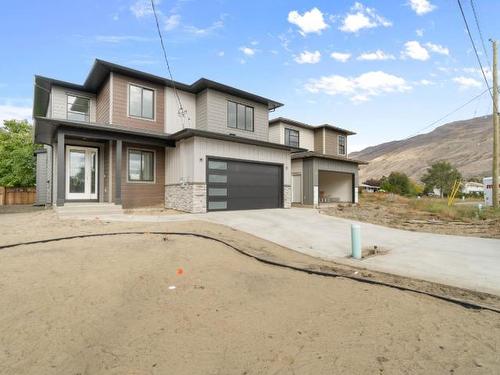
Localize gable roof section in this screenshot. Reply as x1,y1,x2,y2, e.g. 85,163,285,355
269,117,356,135
34,59,283,118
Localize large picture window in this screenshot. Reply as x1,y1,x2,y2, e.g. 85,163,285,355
338,135,346,155
67,95,90,122
128,149,155,182
285,128,300,148
227,101,254,131
129,84,154,120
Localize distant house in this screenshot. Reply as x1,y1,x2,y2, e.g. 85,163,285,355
462,181,484,195
359,183,380,193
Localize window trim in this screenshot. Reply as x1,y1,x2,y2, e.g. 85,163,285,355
66,93,91,122
338,134,347,156
126,147,156,184
284,128,300,148
127,83,156,121
227,100,254,132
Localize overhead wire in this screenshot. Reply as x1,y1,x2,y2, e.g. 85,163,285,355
469,0,492,72
149,0,188,127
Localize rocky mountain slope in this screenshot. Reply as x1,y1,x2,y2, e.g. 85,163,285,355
350,115,493,182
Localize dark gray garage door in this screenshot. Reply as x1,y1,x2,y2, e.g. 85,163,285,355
207,158,283,211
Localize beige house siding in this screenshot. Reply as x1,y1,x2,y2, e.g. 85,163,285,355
96,76,110,124
314,129,324,153
268,123,281,144
324,128,345,156
195,89,208,130
201,89,269,142
111,73,165,133
165,87,196,133
50,85,96,122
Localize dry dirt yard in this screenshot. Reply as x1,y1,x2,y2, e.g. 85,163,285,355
1,209,500,374
320,193,500,239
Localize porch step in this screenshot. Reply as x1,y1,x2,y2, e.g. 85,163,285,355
56,203,124,218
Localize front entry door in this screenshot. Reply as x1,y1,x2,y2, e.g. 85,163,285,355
66,146,98,200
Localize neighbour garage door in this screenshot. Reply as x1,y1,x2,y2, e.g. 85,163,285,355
207,158,283,211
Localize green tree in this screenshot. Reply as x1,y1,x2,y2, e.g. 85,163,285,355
0,120,39,187
380,172,413,196
421,161,462,198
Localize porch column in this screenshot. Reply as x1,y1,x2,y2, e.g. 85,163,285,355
114,139,122,205
56,130,65,206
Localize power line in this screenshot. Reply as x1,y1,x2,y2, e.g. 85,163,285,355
470,0,492,72
403,88,489,140
456,0,494,104
149,0,187,125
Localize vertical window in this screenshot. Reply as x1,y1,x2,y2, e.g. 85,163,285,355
338,135,346,155
285,128,300,148
227,101,254,131
67,95,90,122
128,149,155,182
128,84,154,120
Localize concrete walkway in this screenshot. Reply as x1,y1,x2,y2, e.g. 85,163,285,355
61,208,500,296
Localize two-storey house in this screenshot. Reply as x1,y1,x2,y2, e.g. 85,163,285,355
33,59,297,212
269,117,366,206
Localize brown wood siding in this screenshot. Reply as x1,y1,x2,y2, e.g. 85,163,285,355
324,129,342,156
112,73,165,133
96,76,110,123
314,129,323,153
120,143,165,208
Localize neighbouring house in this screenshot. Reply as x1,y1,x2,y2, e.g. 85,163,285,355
461,181,484,195
33,59,363,213
268,118,366,205
359,183,380,193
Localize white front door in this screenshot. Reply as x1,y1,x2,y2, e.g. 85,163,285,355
292,174,302,203
66,146,98,200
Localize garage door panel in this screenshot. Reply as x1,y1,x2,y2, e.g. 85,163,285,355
207,158,283,211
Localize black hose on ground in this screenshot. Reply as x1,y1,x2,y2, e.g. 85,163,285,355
1,231,499,314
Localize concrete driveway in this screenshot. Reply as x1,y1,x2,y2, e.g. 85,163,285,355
63,207,500,296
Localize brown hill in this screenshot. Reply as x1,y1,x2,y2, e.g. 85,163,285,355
350,115,494,183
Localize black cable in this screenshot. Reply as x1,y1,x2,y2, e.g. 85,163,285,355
403,88,489,139
1,231,499,314
470,0,492,72
150,0,187,123
457,0,495,107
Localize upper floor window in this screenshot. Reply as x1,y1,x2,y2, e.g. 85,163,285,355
129,84,154,120
227,101,254,132
285,128,299,148
338,135,346,155
67,95,90,122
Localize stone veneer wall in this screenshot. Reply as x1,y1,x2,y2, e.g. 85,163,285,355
284,185,292,209
165,183,207,213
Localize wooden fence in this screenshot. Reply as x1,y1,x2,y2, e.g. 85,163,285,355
0,187,36,205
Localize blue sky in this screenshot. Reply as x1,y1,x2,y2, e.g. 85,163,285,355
0,0,498,151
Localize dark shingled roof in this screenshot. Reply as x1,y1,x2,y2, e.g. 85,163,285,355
269,117,356,135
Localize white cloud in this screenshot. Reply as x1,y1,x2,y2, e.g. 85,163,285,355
130,0,157,18
0,104,32,124
453,76,481,89
416,28,424,37
357,50,395,61
288,8,328,35
164,14,181,31
250,40,259,46
339,2,392,33
425,42,449,56
330,52,351,63
217,51,225,57
184,17,224,36
305,71,411,102
409,0,436,15
401,40,430,61
418,79,435,85
295,50,321,64
239,46,256,56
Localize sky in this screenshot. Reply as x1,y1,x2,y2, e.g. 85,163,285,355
0,0,498,151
